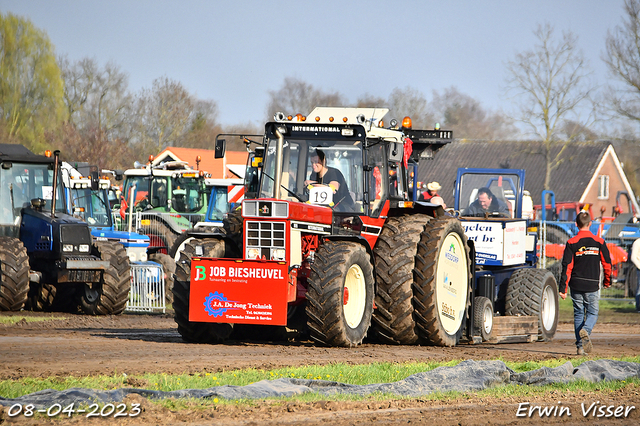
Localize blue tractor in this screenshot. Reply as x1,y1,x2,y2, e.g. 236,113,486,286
61,162,168,309
0,145,130,314
454,167,559,342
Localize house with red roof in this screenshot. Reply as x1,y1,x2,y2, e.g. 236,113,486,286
152,147,248,179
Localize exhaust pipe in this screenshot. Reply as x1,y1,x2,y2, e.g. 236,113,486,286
51,150,60,218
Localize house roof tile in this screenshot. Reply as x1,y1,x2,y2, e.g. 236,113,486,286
418,140,610,206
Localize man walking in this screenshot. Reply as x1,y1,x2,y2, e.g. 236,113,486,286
629,238,640,312
559,212,612,355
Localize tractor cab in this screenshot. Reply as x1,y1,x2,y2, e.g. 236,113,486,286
0,154,66,235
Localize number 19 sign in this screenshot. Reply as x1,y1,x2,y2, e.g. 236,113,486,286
189,258,289,325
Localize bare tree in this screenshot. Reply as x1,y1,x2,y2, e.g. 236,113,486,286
505,23,596,189
355,93,387,109
603,0,640,124
131,77,198,157
431,86,516,139
266,77,346,119
60,56,132,140
386,86,436,129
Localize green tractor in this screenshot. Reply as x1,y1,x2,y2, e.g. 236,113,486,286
119,159,211,283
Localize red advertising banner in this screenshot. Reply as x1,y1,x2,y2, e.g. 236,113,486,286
189,258,289,325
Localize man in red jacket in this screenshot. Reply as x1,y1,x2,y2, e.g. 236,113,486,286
559,212,612,355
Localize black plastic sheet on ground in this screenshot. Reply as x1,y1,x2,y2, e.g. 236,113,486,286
1,360,639,409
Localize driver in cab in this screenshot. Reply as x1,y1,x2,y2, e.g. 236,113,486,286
462,187,510,217
304,148,354,212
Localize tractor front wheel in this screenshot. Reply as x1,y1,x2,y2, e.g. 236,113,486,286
79,242,131,315
306,241,374,347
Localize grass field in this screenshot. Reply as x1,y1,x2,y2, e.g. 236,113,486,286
558,295,640,323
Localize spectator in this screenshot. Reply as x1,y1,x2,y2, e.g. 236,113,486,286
426,181,446,208
462,187,509,217
629,238,640,313
559,211,612,355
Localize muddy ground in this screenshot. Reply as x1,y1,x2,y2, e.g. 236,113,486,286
1,310,640,425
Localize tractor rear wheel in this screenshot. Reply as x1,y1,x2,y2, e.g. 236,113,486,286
141,218,178,255
413,217,471,347
0,237,29,311
79,241,131,315
306,241,374,347
372,214,431,344
473,296,493,341
505,268,559,341
173,238,235,343
148,253,175,304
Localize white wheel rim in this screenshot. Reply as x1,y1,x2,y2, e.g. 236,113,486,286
435,232,468,335
344,264,366,329
483,304,493,335
541,284,556,330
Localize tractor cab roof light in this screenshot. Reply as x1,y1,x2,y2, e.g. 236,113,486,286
402,116,412,129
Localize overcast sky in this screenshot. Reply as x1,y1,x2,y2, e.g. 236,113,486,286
1,0,629,127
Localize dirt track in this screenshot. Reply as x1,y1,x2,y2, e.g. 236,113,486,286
1,311,640,425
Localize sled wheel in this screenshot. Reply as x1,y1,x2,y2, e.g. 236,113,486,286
306,241,374,347
173,238,235,343
148,252,176,304
473,296,493,341
505,268,559,341
413,217,471,347
0,237,29,311
79,241,131,315
372,214,431,344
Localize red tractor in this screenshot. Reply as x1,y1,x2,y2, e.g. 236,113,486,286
172,108,473,347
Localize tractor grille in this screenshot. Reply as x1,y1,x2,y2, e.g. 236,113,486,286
245,221,286,260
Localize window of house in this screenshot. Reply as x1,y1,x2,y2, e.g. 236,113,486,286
598,175,609,199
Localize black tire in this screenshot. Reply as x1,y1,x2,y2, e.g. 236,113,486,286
142,219,178,254
413,217,471,347
27,283,78,313
545,226,570,245
305,241,374,347
0,237,29,311
545,261,562,285
79,242,131,315
169,231,196,262
372,214,431,344
505,268,559,341
148,253,176,304
223,208,243,252
473,296,493,341
173,238,235,343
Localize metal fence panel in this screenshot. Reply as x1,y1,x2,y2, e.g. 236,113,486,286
126,261,166,313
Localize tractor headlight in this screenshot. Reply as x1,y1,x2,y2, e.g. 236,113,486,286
272,249,286,261
247,248,260,260
79,244,90,253
63,244,73,252
128,252,137,262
